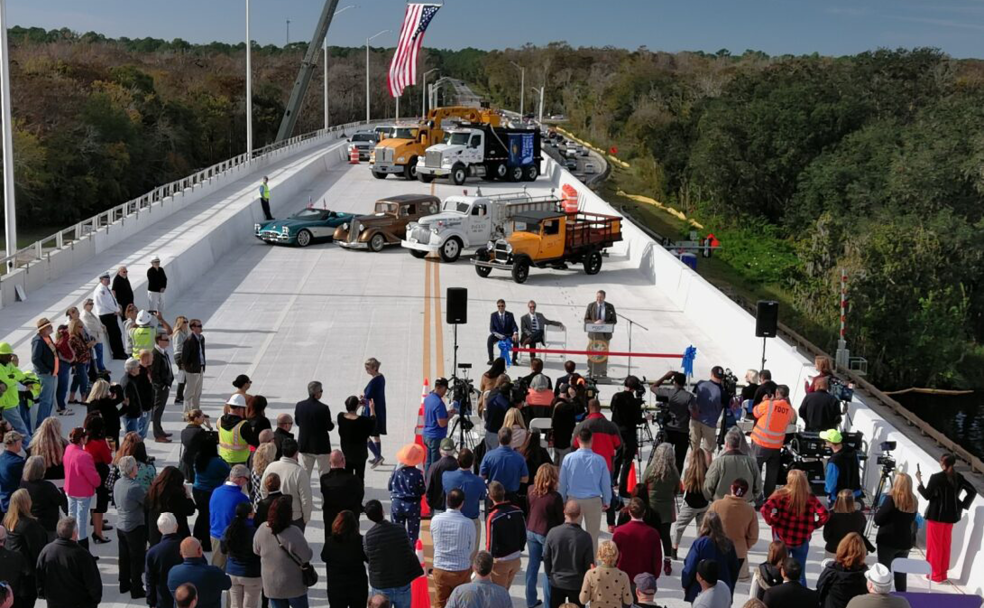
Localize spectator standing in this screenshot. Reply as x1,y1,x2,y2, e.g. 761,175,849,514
799,377,842,432
612,498,663,589
66,319,93,405
323,510,369,608
650,371,695,472
431,489,477,607
752,370,777,406
180,319,206,410
273,414,294,460
874,473,918,592
20,455,67,541
258,176,274,220
181,409,211,483
192,434,229,551
442,448,488,559
611,376,644,497
750,385,797,499
0,431,26,515
844,565,911,608
681,512,739,603
643,442,679,572
255,474,283,527
426,438,459,513
260,438,313,530
916,452,977,583
151,333,176,443
175,583,200,608
363,357,388,468
170,317,190,406
364,499,424,608
221,502,262,608
483,376,511,451
691,560,732,608
80,299,107,373
209,464,251,568
761,469,830,585
338,395,376,481
85,379,125,450
294,381,334,479
146,513,184,608
30,417,68,481
550,384,582,466
121,357,150,437
245,396,271,449
446,551,512,608
320,450,364,534
52,325,75,416
572,399,622,529
0,344,34,445
504,407,531,455
218,396,253,466
704,428,762,504
147,255,168,313
673,447,710,559
63,427,101,552
580,540,632,608
92,272,126,360
762,557,819,608
805,357,835,394
114,455,149,598
423,378,452,473
821,430,862,506
543,500,594,608
35,517,102,608
691,367,727,453
389,443,426,543
83,415,113,544
146,466,197,546
631,573,660,608
3,489,46,606
486,481,526,589
249,443,278,507
112,266,134,321
706,479,759,580
0,525,28,608
480,428,529,504
823,490,873,558
167,537,232,608
559,427,611,553
816,533,869,608
526,464,564,608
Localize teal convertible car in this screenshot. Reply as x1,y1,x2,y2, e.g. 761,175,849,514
254,207,355,247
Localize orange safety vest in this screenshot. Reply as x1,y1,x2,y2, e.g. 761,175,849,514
750,398,795,449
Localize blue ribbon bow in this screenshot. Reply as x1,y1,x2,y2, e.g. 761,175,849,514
682,345,697,377
498,338,514,367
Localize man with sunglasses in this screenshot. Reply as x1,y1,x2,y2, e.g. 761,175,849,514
151,333,175,443
112,266,134,320
181,320,206,410
487,300,518,365
519,300,564,362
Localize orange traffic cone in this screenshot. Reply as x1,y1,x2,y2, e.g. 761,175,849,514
416,379,432,518
410,538,429,608
349,146,360,164
626,461,638,495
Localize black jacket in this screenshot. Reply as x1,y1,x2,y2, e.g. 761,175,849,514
822,511,875,554
543,522,594,590
112,275,134,311
255,491,283,527
322,533,368,593
829,448,861,495
87,392,125,442
273,428,294,460
320,469,363,531
816,562,868,608
754,563,784,600
487,501,526,558
146,533,183,608
151,348,175,388
181,333,206,374
180,424,208,481
294,397,334,454
799,390,842,432
874,496,917,550
148,491,197,546
0,546,27,602
147,266,168,293
122,369,154,416
611,391,644,439
7,518,48,575
425,455,459,512
919,470,978,524
763,581,819,608
364,520,423,589
20,478,67,532
753,380,778,405
36,538,102,608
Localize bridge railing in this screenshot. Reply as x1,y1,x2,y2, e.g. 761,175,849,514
0,120,370,273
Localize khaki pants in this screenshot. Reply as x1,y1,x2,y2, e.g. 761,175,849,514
471,518,482,563
229,575,263,608
690,419,716,453
574,496,603,554
184,372,203,411
210,535,227,569
491,557,521,589
301,452,330,479
433,567,472,608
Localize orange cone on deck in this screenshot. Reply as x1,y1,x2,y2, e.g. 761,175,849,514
415,379,432,518
626,461,638,495
349,147,360,164
410,538,429,608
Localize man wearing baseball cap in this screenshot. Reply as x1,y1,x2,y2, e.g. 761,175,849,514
845,563,910,608
821,428,862,507
426,438,459,513
631,573,660,607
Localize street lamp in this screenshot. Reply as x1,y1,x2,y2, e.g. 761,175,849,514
245,0,252,160
1,0,17,266
366,29,390,123
510,60,525,116
530,85,545,124
422,68,439,117
324,4,357,130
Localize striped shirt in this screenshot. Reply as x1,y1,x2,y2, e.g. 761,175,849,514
431,508,476,571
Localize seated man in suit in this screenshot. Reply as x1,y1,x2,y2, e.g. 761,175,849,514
487,299,519,365
519,300,564,362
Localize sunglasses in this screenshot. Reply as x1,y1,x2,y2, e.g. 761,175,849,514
191,324,202,328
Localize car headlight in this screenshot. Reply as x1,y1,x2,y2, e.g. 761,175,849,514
342,223,349,231
281,226,289,234
254,223,261,231
486,242,494,251
397,156,405,162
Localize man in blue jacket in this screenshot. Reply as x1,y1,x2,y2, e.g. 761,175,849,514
147,513,184,608
167,537,231,608
487,300,518,365
208,464,250,568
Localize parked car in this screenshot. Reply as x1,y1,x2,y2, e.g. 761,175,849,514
583,162,597,174
334,194,440,252
255,207,354,247
347,131,378,160
565,159,578,171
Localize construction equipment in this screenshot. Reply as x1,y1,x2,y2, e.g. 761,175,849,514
416,123,542,185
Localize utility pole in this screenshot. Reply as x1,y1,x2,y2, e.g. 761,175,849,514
365,30,389,123
286,19,291,45
510,61,525,116
836,269,850,370
245,0,252,158
531,85,544,124
422,68,438,118
1,0,16,268
324,4,357,130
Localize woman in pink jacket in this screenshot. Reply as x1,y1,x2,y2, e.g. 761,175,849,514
64,426,102,552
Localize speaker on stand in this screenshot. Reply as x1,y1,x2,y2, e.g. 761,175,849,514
756,300,778,372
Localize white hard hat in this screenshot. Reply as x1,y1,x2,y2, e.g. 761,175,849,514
226,393,248,409
136,310,153,326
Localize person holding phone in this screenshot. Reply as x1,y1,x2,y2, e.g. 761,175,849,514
916,453,978,582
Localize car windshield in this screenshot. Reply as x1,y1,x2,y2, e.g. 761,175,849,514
290,209,326,220
447,132,471,145
393,127,418,139
352,133,375,142
442,200,471,214
514,219,540,233
375,202,399,215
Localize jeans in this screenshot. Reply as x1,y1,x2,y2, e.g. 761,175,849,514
269,596,309,608
786,539,809,586
4,403,33,448
371,584,411,608
56,362,71,411
35,373,57,429
68,495,93,540
93,342,106,372
124,415,149,439
526,531,551,608
70,361,90,400
423,436,442,474
19,400,33,433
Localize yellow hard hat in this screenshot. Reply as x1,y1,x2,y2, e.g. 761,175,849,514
0,342,13,356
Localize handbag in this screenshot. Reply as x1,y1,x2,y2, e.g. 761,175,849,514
274,532,318,587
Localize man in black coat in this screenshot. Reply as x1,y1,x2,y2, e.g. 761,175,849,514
320,450,364,534
112,266,134,319
798,377,842,432
146,514,184,608
295,381,334,479
763,558,819,608
0,526,28,608
36,517,102,608
364,500,423,603
151,333,176,442
425,438,459,513
273,414,295,460
180,320,206,410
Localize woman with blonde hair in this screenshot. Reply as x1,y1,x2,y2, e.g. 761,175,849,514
874,472,918,591
816,532,868,608
30,417,69,483
250,442,278,507
822,489,872,558
579,540,632,608
122,303,138,353
3,488,47,606
761,468,830,585
672,447,711,559
526,464,563,608
643,442,679,574
86,378,125,448
503,407,530,455
171,315,190,405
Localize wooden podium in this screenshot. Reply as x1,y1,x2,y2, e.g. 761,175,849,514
585,322,615,378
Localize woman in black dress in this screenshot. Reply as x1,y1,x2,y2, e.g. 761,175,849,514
145,466,197,547
322,510,368,608
245,396,272,448
337,396,376,481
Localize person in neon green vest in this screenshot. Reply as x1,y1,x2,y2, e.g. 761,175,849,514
0,343,37,445
259,176,273,221
219,394,254,465
129,310,157,358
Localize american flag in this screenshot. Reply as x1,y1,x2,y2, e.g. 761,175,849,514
387,3,441,98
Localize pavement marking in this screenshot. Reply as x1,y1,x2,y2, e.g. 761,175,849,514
434,257,445,379
423,257,433,383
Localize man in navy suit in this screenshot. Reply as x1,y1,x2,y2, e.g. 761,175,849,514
488,299,519,365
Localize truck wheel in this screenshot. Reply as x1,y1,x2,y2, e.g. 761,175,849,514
296,230,313,248
409,249,427,259
440,237,463,263
509,166,524,182
418,173,435,183
511,258,531,284
475,264,492,278
584,250,603,275
451,164,467,186
403,158,418,180
524,164,539,181
372,171,387,180
494,162,508,180
369,233,386,252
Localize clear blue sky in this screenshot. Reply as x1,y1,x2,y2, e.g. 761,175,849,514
9,0,984,58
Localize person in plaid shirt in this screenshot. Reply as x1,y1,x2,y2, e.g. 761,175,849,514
761,469,829,585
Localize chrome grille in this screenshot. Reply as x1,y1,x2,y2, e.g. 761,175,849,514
375,146,393,162
493,240,510,259
426,151,443,167
348,222,362,242
411,226,431,244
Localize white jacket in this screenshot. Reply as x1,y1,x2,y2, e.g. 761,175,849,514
92,283,119,316
261,457,313,524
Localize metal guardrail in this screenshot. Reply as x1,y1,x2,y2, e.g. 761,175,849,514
0,120,371,273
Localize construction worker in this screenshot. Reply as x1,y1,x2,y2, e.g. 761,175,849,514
218,394,252,465
129,310,157,357
0,343,36,445
820,428,862,506
258,176,273,221
750,384,797,499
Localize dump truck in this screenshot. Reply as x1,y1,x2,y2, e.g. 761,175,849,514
416,124,542,185
369,106,501,180
472,210,623,283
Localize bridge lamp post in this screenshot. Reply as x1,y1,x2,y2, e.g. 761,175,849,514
422,69,439,117
324,4,357,130
1,0,16,267
530,85,545,124
510,61,525,116
366,30,390,123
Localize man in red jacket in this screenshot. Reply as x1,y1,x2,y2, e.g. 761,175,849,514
572,398,623,529
612,498,663,592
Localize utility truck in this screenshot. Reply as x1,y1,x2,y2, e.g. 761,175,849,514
401,190,560,262
416,124,542,185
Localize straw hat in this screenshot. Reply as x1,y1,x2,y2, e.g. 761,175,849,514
36,318,52,331
396,443,426,467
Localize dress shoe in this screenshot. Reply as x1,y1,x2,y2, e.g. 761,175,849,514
131,589,147,600
92,533,111,544
155,437,173,443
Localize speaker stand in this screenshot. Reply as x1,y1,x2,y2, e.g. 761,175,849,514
760,336,768,374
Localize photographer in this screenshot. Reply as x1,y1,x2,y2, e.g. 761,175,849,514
611,376,644,498
799,377,841,432
820,429,861,507
692,367,728,453
650,371,695,472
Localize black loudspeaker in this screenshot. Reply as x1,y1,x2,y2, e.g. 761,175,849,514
755,300,779,338
447,288,468,324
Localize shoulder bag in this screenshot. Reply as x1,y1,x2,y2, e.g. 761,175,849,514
274,532,318,587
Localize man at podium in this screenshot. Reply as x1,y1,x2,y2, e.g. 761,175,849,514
584,290,617,378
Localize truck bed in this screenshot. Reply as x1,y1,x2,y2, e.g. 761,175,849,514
566,212,622,250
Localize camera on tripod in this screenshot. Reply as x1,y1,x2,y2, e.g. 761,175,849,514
876,441,896,472
451,363,475,418
829,377,855,403
721,368,739,397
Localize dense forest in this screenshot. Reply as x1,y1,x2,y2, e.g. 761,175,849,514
2,27,984,388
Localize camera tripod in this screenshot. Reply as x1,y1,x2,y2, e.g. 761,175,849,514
864,462,895,536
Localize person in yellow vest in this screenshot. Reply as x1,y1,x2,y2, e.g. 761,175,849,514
750,384,797,500
258,176,273,221
128,310,157,357
0,343,37,445
219,394,253,465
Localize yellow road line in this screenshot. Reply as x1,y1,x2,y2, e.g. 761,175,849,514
434,259,445,379
423,258,432,383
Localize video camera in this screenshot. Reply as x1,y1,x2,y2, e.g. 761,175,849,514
451,363,475,416
876,441,896,472
721,368,739,397
829,377,854,403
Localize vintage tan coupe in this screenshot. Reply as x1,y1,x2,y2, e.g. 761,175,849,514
334,194,441,252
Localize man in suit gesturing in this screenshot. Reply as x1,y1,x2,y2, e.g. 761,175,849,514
180,319,206,411
583,290,617,378
520,300,564,361
488,299,519,365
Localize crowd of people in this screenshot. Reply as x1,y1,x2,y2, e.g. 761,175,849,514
0,268,980,608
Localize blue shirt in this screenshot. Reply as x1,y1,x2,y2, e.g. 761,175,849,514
558,447,611,505
431,509,476,571
0,450,26,512
694,380,724,427
442,469,488,519
446,578,512,608
389,465,425,501
423,391,449,439
479,446,528,493
209,482,249,539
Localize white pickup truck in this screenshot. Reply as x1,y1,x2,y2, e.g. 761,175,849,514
401,191,560,262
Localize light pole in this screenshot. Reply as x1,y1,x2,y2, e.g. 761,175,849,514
324,4,356,130
366,29,390,123
510,60,525,116
422,69,439,117
245,0,253,159
530,85,544,124
1,0,17,266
